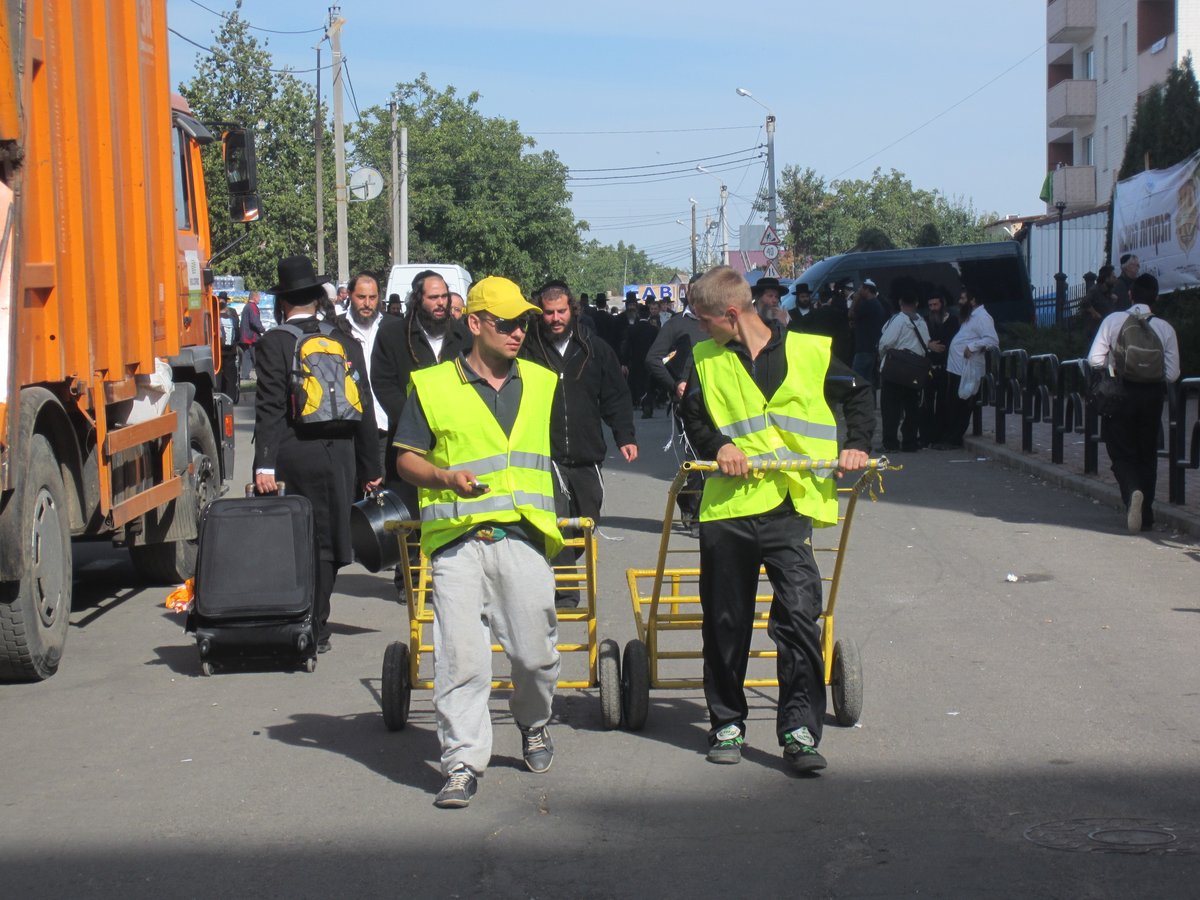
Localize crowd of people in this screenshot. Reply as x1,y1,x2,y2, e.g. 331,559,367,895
232,248,1180,810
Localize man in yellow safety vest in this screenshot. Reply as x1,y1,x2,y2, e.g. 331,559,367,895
681,266,873,774
394,276,563,809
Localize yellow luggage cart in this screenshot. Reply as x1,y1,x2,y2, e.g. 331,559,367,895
379,517,623,731
621,458,893,731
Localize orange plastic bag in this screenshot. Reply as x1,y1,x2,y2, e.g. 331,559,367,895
165,578,194,613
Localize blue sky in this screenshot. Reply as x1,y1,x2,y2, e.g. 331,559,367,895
167,1,1049,272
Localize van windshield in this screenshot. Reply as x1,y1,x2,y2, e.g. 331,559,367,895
796,258,838,294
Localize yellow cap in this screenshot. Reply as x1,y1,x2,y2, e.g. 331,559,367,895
466,276,540,320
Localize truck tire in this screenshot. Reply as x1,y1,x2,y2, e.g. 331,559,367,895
0,435,73,681
129,402,219,585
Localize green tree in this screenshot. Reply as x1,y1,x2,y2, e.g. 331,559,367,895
1118,54,1200,180
178,2,326,288
855,226,895,251
777,166,991,259
570,240,677,297
915,222,942,247
347,75,580,293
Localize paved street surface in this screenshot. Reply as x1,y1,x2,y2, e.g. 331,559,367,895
4,401,1200,898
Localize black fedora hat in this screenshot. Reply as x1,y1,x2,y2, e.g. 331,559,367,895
269,254,329,300
751,276,788,297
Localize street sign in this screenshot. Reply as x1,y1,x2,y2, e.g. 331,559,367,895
764,263,780,278
763,243,780,260
760,224,781,246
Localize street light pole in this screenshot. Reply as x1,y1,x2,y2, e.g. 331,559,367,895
1055,200,1067,325
390,99,400,265
737,87,776,235
329,8,349,286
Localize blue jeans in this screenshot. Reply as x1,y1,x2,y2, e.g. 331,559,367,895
852,351,878,388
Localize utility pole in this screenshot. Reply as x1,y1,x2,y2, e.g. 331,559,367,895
314,45,324,275
689,197,698,276
765,113,777,235
390,99,399,265
329,7,349,286
718,183,728,265
400,126,409,265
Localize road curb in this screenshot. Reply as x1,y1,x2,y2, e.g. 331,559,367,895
964,435,1200,539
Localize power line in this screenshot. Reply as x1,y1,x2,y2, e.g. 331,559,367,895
834,43,1045,179
167,26,334,73
342,57,364,122
528,124,761,136
569,146,763,174
567,154,764,183
187,0,325,35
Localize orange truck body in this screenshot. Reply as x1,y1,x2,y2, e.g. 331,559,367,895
0,0,240,680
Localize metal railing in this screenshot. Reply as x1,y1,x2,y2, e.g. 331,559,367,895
966,354,1198,505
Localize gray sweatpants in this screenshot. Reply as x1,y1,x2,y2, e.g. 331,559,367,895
430,535,559,776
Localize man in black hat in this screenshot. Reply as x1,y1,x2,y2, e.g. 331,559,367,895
217,292,241,402
752,276,789,326
253,255,382,653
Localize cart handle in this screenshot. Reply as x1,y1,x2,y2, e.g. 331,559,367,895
684,456,893,473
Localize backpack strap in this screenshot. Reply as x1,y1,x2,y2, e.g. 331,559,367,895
908,316,929,353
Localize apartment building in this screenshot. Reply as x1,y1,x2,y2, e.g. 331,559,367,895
1046,0,1198,211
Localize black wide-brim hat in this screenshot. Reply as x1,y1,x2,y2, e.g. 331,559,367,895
269,254,329,300
751,276,788,297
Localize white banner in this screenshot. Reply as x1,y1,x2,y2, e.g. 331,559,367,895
1111,147,1200,292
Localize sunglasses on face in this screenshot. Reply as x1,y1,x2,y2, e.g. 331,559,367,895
481,313,534,335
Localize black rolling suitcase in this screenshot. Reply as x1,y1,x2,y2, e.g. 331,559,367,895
187,492,318,675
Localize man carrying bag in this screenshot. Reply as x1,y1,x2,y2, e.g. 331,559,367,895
877,295,931,453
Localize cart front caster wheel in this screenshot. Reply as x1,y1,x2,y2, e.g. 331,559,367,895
303,656,317,674
382,641,412,731
831,637,863,727
598,638,622,729
621,639,650,731
200,660,214,677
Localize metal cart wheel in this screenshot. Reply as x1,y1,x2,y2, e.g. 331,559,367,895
831,638,863,727
382,641,412,731
598,638,622,730
621,639,650,731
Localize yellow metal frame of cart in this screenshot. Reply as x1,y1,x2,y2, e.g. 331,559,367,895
379,516,623,731
620,457,893,730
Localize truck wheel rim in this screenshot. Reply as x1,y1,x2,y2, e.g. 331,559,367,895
31,488,66,628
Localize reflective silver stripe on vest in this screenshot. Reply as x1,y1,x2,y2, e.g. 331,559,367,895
447,453,508,476
509,451,552,472
767,413,839,443
446,451,551,475
420,489,556,522
719,413,769,439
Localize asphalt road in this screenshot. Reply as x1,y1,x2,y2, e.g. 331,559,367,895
4,401,1200,898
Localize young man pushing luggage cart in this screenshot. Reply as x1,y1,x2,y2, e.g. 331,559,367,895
680,266,873,773
393,277,564,808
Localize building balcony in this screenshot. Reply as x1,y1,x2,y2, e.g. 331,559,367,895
1138,32,1177,95
1052,165,1096,210
1047,79,1096,128
1047,0,1096,44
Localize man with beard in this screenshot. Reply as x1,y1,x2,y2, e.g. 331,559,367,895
522,280,637,607
372,270,472,554
919,292,959,447
1112,254,1140,312
789,282,814,322
622,303,660,418
338,273,388,462
936,289,999,449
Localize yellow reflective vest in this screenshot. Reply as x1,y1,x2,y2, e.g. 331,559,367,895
410,358,564,558
693,331,840,526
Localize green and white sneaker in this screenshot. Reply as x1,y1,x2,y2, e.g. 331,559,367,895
707,724,745,764
783,726,827,774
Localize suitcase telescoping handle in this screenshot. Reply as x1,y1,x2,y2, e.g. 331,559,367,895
245,481,286,497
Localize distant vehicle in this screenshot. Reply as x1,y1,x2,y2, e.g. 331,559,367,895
384,264,472,313
796,242,1035,324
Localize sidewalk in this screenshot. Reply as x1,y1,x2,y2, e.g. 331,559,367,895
961,413,1200,539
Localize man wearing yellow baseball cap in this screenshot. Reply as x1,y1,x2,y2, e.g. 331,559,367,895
394,275,563,809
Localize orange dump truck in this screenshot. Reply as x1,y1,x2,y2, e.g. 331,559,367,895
0,1,260,679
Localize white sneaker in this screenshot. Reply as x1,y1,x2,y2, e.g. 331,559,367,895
1126,490,1144,534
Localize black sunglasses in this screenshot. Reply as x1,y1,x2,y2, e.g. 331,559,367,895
480,313,535,335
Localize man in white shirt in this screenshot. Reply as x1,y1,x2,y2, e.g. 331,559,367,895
877,295,931,452
1087,273,1180,532
937,289,999,449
